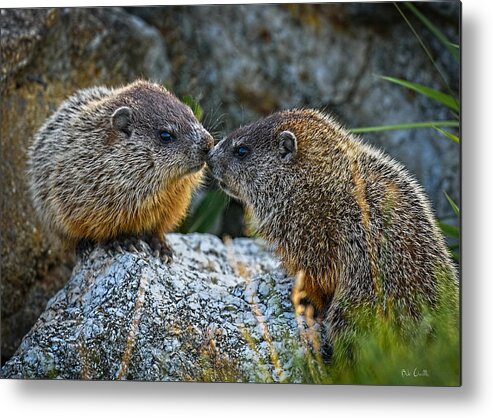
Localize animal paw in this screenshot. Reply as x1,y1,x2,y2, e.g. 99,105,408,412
145,235,174,264
107,236,147,255
75,239,95,260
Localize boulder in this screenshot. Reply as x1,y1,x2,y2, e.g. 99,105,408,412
1,234,308,382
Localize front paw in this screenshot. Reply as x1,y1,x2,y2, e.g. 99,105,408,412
145,235,174,264
76,239,95,260
106,236,147,256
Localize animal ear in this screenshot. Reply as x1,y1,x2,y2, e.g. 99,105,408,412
278,130,297,162
111,106,132,136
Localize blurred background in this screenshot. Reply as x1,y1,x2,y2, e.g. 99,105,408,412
0,2,460,363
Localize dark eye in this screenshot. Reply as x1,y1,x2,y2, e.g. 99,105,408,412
159,131,175,142
235,146,249,159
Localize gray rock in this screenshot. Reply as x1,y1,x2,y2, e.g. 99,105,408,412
1,234,311,382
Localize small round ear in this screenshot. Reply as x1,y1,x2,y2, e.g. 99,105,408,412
278,130,297,162
111,106,132,136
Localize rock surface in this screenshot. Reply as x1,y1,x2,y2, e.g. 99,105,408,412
1,234,308,381
1,4,460,363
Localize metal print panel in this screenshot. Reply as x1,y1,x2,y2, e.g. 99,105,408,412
0,2,461,386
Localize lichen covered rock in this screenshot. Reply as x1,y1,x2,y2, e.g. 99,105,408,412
1,234,308,382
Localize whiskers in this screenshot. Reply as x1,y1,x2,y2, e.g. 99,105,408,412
201,104,227,141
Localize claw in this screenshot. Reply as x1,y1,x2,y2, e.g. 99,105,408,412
75,239,94,260
143,233,174,264
160,253,173,265
105,234,174,263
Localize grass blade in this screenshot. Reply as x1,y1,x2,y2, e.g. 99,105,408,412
381,76,459,112
434,127,460,143
393,3,459,108
438,221,459,239
350,120,459,134
182,95,204,121
404,2,460,62
444,192,460,216
179,190,229,233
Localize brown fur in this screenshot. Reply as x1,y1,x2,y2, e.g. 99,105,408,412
28,80,212,259
208,108,458,344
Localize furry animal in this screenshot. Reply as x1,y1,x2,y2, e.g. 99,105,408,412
208,108,458,345
27,80,213,261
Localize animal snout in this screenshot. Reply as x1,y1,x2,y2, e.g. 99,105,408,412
201,131,214,154
206,145,218,165
206,147,221,178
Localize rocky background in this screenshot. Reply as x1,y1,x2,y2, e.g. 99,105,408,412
0,4,460,365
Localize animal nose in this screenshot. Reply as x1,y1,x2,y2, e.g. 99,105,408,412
202,131,214,151
206,148,221,179
207,143,222,165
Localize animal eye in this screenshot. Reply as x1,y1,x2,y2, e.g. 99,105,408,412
235,146,249,159
159,131,175,142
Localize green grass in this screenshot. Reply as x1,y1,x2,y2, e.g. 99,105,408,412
349,120,458,134
351,2,460,261
282,269,460,386
403,2,459,62
435,127,460,144
352,3,460,136
178,190,229,233
380,76,459,112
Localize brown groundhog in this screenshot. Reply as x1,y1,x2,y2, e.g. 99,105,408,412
27,80,213,261
208,108,458,346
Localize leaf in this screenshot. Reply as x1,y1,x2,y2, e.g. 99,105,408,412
179,190,229,233
444,192,460,216
394,3,457,102
404,2,460,62
182,95,204,121
381,76,459,112
438,222,460,239
349,120,459,134
434,127,460,143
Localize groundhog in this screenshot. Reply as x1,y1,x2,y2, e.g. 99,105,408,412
27,80,213,261
208,108,458,349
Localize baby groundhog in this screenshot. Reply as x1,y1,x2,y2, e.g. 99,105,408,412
28,80,213,261
208,109,458,345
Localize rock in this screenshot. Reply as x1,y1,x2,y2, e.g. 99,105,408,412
0,7,170,362
130,3,460,220
1,234,311,382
